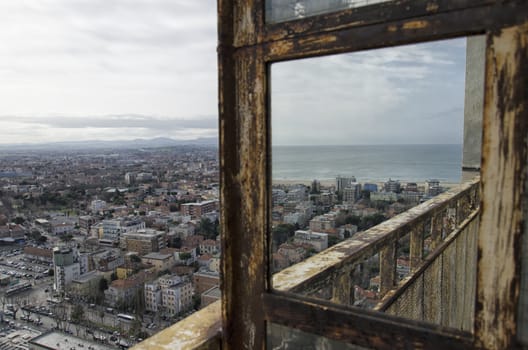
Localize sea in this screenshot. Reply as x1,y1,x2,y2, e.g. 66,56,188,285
272,144,462,184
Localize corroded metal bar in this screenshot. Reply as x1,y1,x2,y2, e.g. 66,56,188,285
476,22,528,350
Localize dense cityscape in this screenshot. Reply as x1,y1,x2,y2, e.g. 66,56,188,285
0,144,448,349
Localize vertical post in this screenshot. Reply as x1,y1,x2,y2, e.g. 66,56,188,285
462,35,485,183
331,266,353,305
380,242,396,295
410,226,424,272
430,213,442,250
219,1,267,349
475,22,528,350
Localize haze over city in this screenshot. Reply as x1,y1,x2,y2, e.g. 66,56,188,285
0,1,465,146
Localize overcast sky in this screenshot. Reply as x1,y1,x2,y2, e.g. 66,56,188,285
0,0,218,144
0,2,466,145
272,38,467,145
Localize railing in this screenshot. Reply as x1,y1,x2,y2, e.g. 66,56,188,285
133,178,480,349
273,178,480,311
376,209,479,331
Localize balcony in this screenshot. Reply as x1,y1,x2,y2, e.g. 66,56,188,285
132,178,480,349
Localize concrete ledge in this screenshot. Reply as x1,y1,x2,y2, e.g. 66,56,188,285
131,300,221,350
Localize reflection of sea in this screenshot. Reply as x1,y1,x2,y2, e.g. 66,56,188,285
272,144,462,183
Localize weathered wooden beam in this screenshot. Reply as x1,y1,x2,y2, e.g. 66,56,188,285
262,1,528,62
475,21,528,350
263,292,474,350
219,1,268,348
410,225,424,272
380,241,397,295
263,0,496,40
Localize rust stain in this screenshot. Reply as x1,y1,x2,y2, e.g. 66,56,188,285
298,34,337,46
402,21,429,30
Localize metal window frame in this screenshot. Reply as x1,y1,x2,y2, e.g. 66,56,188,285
218,1,528,349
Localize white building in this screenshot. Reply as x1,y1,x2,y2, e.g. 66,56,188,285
90,199,107,213
336,176,357,194
144,274,193,316
53,247,80,294
343,183,362,202
293,230,329,252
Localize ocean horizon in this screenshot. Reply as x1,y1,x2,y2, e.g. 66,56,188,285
272,144,463,184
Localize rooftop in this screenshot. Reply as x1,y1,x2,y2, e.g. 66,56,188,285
29,330,115,350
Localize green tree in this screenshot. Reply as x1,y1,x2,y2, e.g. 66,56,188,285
198,217,216,239
271,224,295,249
130,255,141,263
13,217,24,225
70,304,84,325
99,277,109,293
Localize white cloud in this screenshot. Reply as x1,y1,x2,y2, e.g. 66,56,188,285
272,38,467,145
0,0,217,143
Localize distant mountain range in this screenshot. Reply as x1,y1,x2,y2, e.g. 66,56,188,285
0,137,218,151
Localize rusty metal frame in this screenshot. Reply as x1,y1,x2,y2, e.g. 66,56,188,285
218,0,528,349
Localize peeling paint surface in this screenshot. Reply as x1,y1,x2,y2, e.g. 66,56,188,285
131,301,221,350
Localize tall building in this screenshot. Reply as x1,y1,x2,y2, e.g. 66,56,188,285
336,176,357,195
425,179,442,197
53,247,80,294
342,183,362,202
384,179,401,193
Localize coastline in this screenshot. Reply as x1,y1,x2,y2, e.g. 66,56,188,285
272,178,461,189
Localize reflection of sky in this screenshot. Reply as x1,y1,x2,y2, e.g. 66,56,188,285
0,1,217,144
272,38,467,145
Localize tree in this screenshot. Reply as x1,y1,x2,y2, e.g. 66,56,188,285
198,217,216,239
272,224,295,249
70,304,84,325
99,310,105,325
98,277,109,293
328,235,341,247
13,217,24,225
130,254,141,263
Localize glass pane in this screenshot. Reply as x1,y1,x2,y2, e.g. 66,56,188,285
270,37,482,333
268,322,369,349
266,0,392,23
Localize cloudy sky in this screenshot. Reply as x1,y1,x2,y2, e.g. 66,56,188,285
272,38,467,145
0,1,466,145
0,0,217,144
